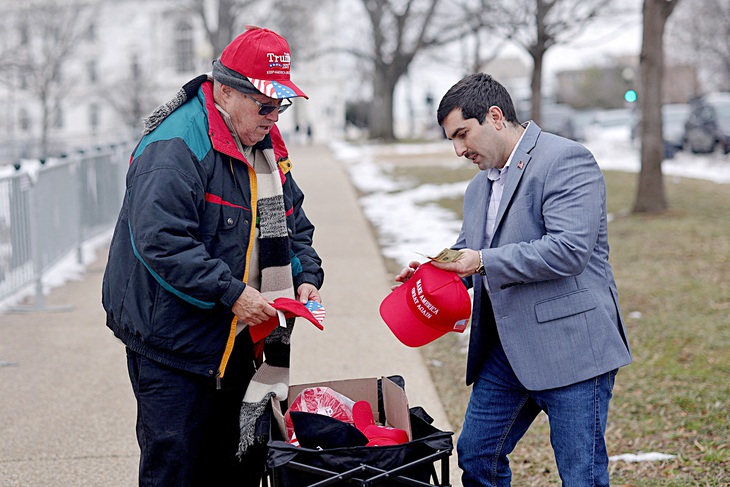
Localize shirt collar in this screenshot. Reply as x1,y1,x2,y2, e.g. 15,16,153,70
489,121,529,181
504,121,530,169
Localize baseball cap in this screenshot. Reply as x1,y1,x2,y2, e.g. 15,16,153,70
249,298,324,343
219,26,307,99
289,411,368,449
379,262,471,347
352,400,409,446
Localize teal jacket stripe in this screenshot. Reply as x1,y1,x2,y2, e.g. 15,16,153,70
128,223,216,310
133,93,212,162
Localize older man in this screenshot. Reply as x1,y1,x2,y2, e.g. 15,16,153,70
102,27,323,485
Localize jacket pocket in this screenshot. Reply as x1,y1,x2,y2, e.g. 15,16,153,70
534,289,597,323
204,201,243,233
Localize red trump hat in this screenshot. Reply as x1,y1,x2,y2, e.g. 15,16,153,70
249,298,324,343
219,26,307,99
379,263,471,348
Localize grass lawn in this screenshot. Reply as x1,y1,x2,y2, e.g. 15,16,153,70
375,160,729,486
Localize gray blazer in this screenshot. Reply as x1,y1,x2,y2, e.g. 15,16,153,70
456,122,632,389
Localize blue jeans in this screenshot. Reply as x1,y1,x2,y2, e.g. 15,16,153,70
458,340,617,486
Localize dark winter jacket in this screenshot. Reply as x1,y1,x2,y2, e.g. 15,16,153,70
102,78,323,380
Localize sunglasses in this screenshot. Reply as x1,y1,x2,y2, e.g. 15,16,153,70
243,93,292,115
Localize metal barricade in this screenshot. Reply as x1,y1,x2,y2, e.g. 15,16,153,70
0,145,129,310
0,171,34,303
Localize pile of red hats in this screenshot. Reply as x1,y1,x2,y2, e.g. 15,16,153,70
285,387,408,449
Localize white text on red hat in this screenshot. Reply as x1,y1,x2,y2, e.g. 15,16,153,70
411,279,440,319
267,52,291,75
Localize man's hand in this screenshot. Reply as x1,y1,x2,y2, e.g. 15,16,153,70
232,286,276,326
431,249,481,278
391,261,421,290
297,283,321,304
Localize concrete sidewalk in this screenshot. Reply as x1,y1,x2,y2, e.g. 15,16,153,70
0,143,460,486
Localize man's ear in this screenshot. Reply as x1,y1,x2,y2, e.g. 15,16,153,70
487,106,505,128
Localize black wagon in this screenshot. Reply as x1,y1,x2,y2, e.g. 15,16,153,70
262,376,453,487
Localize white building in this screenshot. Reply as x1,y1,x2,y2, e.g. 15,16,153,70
0,0,346,164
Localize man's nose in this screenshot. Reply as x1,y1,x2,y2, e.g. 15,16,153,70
265,110,279,122
453,140,467,157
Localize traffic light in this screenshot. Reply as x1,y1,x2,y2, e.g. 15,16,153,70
624,89,638,103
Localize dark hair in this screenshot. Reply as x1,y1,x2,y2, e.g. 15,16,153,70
437,73,519,126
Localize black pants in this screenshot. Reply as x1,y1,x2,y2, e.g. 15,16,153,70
126,335,266,486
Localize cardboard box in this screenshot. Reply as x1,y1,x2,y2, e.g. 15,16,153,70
272,376,412,442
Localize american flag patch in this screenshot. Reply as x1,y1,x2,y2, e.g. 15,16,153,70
305,300,326,323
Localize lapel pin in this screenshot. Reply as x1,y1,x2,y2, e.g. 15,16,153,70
517,160,524,170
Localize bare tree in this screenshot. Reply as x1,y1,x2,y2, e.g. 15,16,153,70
358,0,440,140
266,0,332,62
340,0,634,139
0,0,98,156
667,0,730,93
633,0,682,214
461,28,508,76
491,0,622,124
99,54,160,133
182,0,258,58
180,0,320,59
424,0,505,76
357,0,487,141
184,0,484,142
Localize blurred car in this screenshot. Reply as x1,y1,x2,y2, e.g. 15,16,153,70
539,103,578,140
570,109,599,142
631,103,691,158
588,108,634,142
593,108,634,128
661,103,691,150
515,102,580,140
684,93,730,154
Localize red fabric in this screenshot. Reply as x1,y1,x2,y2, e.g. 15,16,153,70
252,340,265,367
352,400,409,446
219,28,308,99
270,124,288,161
201,81,250,164
204,193,248,210
380,262,471,348
249,297,324,343
284,387,355,441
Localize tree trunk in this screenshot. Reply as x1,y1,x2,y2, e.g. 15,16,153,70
39,85,50,157
528,0,550,125
633,0,680,214
368,70,396,141
529,52,543,125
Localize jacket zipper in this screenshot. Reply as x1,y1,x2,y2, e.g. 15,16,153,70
216,158,258,389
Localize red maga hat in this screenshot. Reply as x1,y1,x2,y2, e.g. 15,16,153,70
249,298,324,343
352,400,409,446
220,26,307,99
379,262,471,348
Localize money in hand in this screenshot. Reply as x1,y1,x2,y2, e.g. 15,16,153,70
428,248,464,263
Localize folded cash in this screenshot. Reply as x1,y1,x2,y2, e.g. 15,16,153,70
427,248,464,263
